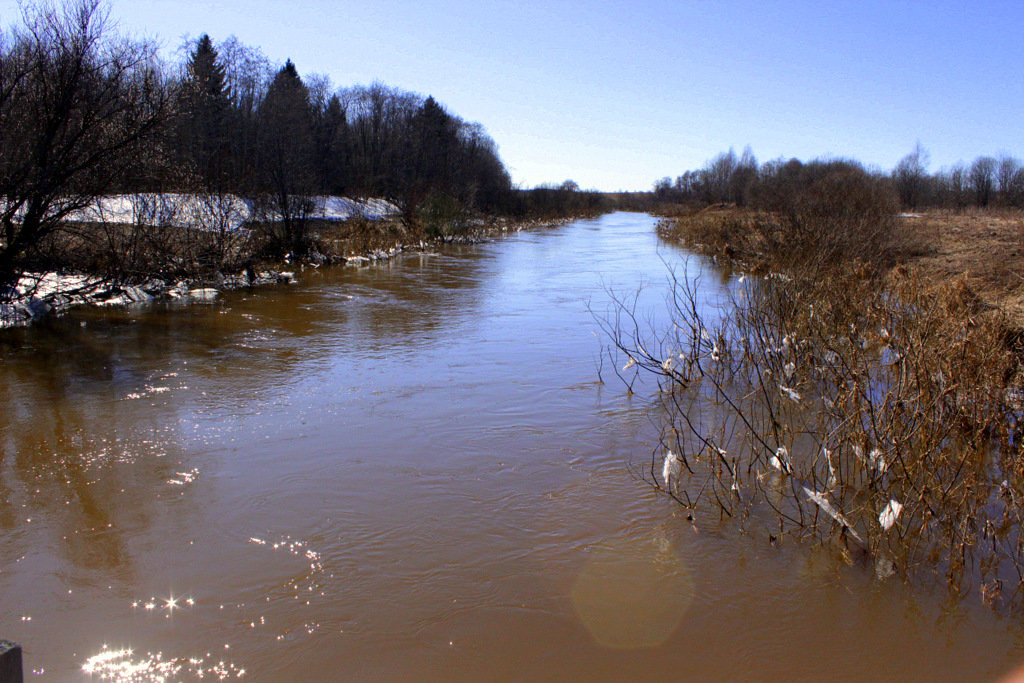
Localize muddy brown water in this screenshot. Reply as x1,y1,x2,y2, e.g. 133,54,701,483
1,213,1022,680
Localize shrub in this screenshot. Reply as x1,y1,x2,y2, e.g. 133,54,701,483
755,161,900,270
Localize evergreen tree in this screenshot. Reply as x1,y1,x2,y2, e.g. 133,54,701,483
397,95,459,220
179,34,232,188
257,59,314,253
314,94,348,194
414,96,458,188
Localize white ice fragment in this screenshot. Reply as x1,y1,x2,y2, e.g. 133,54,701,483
662,450,682,492
783,361,796,380
825,448,838,489
188,288,219,301
779,385,801,403
868,448,888,475
875,554,897,580
769,447,792,474
802,486,865,545
879,499,903,531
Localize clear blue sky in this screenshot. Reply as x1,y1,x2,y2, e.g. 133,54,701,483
3,0,1023,191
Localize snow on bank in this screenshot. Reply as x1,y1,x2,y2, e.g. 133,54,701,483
80,194,399,227
65,193,251,230
306,196,397,222
15,271,104,298
2,271,105,327
5,193,399,230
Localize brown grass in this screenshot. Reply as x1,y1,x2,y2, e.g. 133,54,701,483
662,206,1024,330
900,209,1024,327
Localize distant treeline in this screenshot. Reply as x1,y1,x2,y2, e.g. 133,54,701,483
653,143,1024,211
0,1,604,288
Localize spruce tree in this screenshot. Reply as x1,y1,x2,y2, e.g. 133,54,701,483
179,34,233,188
258,59,315,253
314,94,348,194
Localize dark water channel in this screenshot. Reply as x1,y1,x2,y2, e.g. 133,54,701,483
1,213,1022,680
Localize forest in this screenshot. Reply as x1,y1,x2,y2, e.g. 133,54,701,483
0,0,606,293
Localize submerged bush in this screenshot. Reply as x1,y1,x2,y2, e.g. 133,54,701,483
603,257,1023,609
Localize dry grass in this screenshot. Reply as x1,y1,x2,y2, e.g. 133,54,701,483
663,206,1024,330
901,209,1024,327
604,260,1024,608
657,207,772,268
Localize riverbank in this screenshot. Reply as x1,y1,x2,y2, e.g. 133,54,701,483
0,213,581,328
657,205,1024,331
635,203,1024,611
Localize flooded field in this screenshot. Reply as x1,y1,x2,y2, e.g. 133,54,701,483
1,213,1022,680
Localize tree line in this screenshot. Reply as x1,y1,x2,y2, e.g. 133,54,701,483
0,0,601,290
166,35,517,250
654,144,1024,212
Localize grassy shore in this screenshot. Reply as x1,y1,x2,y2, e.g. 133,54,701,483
900,209,1024,326
659,205,1024,329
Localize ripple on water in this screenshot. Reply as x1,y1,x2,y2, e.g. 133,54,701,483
246,535,328,640
7,213,1022,680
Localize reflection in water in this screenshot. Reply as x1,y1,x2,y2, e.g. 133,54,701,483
1,214,1023,680
571,530,693,649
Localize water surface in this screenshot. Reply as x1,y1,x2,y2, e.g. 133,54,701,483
1,213,1021,680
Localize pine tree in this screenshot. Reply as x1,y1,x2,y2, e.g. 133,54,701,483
314,94,348,194
257,59,314,253
414,96,457,189
179,34,233,188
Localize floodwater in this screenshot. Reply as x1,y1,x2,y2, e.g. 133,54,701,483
1,212,1022,681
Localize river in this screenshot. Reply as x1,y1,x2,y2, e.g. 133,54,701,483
1,212,1021,680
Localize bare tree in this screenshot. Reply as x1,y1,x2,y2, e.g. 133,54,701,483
699,148,738,204
215,35,270,194
996,154,1022,206
892,142,929,210
969,156,997,208
730,145,758,206
936,162,969,211
0,0,173,291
